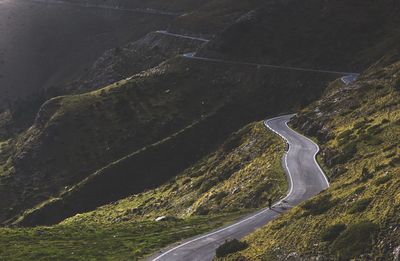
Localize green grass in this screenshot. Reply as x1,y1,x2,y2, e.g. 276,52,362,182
331,221,379,260
0,120,288,260
62,122,287,224
321,223,346,242
0,212,245,261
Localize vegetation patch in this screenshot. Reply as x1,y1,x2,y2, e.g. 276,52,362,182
321,223,346,242
0,213,243,261
347,198,372,214
215,239,248,258
374,174,392,185
301,194,337,215
331,221,379,260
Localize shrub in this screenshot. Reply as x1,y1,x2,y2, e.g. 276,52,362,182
195,206,209,215
337,130,353,146
321,223,346,242
211,191,229,201
331,221,379,260
302,194,337,215
364,134,383,146
333,141,357,164
366,125,383,135
215,239,248,257
198,179,218,193
374,174,392,185
359,166,373,182
394,78,400,91
353,121,367,130
389,157,400,167
348,198,372,214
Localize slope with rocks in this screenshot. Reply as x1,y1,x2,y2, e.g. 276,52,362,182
63,31,207,94
0,121,287,260
3,55,335,226
221,51,400,261
201,0,400,72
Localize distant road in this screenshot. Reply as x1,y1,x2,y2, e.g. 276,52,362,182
155,31,210,42
148,114,330,261
341,74,358,84
183,52,359,79
21,0,181,16
151,31,359,80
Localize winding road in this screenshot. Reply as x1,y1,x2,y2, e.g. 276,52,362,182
148,114,330,261
183,52,359,77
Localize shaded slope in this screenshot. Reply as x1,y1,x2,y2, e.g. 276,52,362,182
0,120,287,260
201,0,400,72
0,56,336,225
26,122,286,226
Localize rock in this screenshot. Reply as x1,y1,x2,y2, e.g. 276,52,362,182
155,216,167,222
394,245,400,261
155,216,178,222
286,252,299,260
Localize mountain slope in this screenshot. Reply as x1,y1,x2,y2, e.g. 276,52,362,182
220,51,400,261
201,0,400,72
0,121,286,260
3,57,334,225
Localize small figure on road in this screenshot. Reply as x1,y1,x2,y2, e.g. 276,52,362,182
268,198,273,209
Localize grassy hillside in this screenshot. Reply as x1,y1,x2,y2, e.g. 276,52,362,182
219,53,400,260
61,122,287,223
0,212,244,261
0,121,286,260
63,31,206,94
0,0,174,110
0,54,334,226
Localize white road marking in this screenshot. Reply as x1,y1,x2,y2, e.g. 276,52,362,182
183,52,359,77
151,114,329,260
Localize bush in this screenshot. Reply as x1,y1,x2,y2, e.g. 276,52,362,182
364,134,383,146
198,179,218,193
333,141,357,164
353,121,367,130
389,157,400,167
348,198,372,214
366,125,383,135
337,130,353,146
215,239,248,257
302,194,337,215
374,174,392,185
394,78,400,91
211,191,229,201
195,206,209,215
321,223,346,242
359,167,373,182
331,221,379,260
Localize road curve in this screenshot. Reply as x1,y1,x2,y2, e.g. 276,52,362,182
148,114,329,261
183,52,359,78
155,31,210,42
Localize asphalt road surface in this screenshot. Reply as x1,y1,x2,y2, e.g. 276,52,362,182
183,52,359,78
156,30,210,42
148,114,330,261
